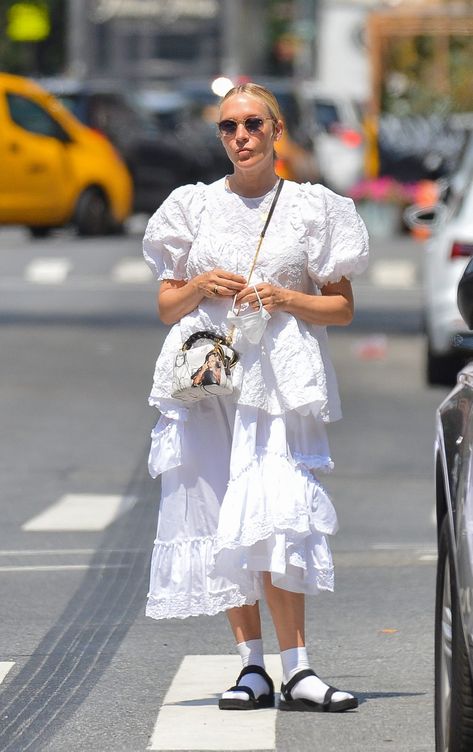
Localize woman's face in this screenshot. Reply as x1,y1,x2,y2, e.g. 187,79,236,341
207,353,218,368
218,93,282,171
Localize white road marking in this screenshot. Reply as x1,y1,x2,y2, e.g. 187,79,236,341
22,494,137,532
25,258,72,284
371,543,436,551
0,548,145,556
0,564,129,573
0,662,15,684
369,260,416,289
148,654,281,751
112,258,153,283
418,554,438,562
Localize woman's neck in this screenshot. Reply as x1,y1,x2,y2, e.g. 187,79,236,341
227,168,279,198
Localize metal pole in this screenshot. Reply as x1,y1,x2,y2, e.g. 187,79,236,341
67,0,89,79
221,0,240,80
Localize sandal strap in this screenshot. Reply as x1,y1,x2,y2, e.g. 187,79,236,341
237,665,274,694
225,684,255,699
281,668,317,700
323,685,340,706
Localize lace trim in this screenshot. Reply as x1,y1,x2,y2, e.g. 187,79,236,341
152,534,214,548
145,588,253,620
292,452,334,473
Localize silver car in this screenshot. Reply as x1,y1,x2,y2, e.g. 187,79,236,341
435,258,473,751
407,135,473,385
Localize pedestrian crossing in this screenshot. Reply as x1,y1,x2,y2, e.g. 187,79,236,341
0,655,280,751
0,662,15,684
0,257,154,287
0,256,418,289
22,493,137,531
148,655,282,751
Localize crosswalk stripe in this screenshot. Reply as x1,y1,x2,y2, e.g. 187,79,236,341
148,654,281,751
22,494,137,532
369,260,416,289
112,258,153,283
0,563,129,573
25,258,72,284
0,662,15,684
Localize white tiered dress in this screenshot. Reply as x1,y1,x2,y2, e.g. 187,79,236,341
143,178,369,620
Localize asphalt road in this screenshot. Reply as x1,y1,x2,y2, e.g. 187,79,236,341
0,222,445,751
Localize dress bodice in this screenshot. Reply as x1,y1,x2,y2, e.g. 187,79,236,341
143,178,369,420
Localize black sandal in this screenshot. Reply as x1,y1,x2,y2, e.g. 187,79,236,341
219,665,275,710
279,669,358,713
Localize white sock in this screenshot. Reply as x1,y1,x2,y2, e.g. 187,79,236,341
280,647,353,704
221,639,270,701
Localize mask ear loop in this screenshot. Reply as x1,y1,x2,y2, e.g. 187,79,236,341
232,285,262,316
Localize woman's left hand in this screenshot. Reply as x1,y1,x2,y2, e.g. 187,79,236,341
235,283,288,314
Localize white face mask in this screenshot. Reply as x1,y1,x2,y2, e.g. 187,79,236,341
226,286,271,344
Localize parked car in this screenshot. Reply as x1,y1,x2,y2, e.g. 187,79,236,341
135,86,232,185
0,73,132,236
405,134,473,385
38,78,208,213
299,83,364,193
434,258,473,752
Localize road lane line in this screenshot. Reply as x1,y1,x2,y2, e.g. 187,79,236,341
370,260,416,289
112,258,153,283
0,662,15,684
0,548,146,556
22,494,137,531
148,654,281,751
0,564,129,573
25,258,72,284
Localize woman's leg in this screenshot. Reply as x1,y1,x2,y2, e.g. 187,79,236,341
220,603,273,707
262,572,305,649
263,572,356,709
226,603,262,644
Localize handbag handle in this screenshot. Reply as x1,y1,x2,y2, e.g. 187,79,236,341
181,330,239,367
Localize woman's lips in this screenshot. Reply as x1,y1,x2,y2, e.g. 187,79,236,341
237,148,252,157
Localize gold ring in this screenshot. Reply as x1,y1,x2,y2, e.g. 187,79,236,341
214,286,219,295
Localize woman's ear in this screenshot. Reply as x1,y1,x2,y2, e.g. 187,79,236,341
273,119,284,142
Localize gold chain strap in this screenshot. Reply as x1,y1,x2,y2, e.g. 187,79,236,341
226,178,284,345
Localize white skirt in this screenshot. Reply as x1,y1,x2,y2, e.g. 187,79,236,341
146,398,339,620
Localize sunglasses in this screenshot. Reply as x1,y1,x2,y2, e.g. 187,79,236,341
217,117,274,136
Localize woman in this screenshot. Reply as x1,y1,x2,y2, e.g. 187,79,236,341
143,83,369,712
191,350,222,387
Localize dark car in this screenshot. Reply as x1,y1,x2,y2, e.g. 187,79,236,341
434,257,473,751
37,78,208,213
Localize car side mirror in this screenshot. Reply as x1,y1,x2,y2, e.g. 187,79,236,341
403,202,449,230
458,258,473,330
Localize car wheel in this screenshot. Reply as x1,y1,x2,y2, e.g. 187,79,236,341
75,188,111,236
435,517,473,751
427,345,464,387
28,226,52,239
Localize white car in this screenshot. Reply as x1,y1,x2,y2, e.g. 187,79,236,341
299,83,365,193
407,137,473,385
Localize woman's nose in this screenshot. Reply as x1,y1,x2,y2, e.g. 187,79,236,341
235,123,249,139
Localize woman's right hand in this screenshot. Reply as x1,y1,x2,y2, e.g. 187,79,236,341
193,269,247,298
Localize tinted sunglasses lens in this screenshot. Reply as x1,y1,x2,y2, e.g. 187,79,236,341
218,117,266,135
245,117,264,133
218,120,237,135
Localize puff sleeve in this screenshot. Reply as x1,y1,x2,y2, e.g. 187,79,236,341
143,184,205,280
301,184,369,287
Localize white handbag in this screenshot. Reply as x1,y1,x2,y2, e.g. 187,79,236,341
171,331,239,402
171,178,284,403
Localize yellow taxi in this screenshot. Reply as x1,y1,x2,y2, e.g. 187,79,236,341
0,73,132,236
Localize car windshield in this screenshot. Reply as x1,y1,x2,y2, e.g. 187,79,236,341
312,101,340,131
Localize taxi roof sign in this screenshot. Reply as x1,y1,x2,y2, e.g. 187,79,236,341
7,3,50,42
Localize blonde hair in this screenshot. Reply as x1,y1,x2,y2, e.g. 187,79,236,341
219,83,283,123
